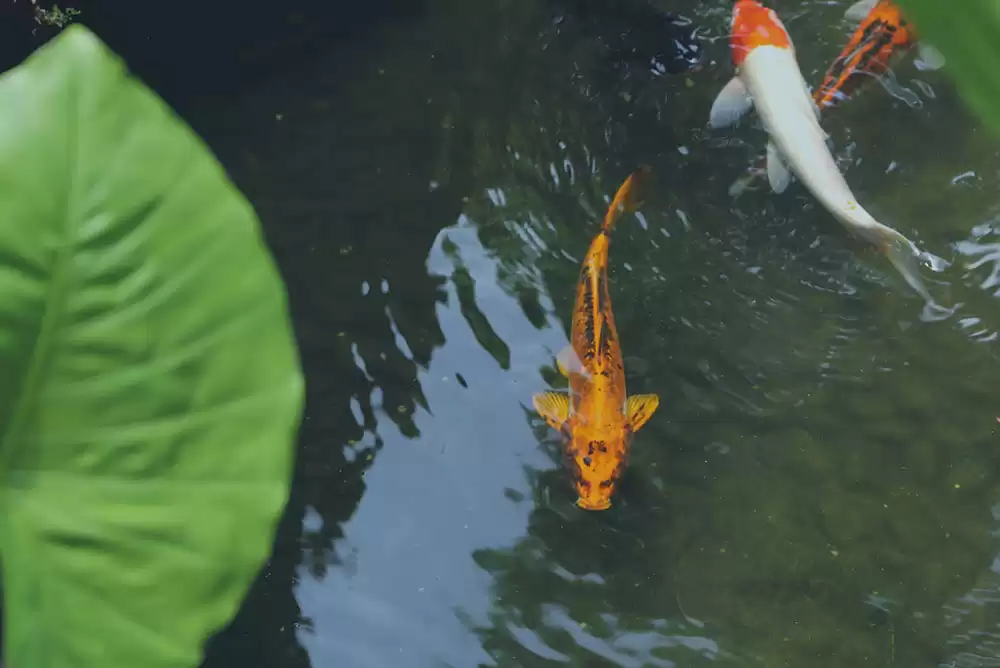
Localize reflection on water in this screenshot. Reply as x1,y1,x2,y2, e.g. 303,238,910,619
181,0,1000,666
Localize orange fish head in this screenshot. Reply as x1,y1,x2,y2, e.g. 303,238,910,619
566,432,632,511
730,0,792,67
869,1,917,47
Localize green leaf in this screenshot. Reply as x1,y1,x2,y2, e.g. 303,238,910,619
0,25,303,668
895,0,1000,137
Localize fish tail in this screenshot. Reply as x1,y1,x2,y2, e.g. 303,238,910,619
602,165,651,233
867,223,936,304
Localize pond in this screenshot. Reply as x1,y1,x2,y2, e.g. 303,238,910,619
177,0,1000,666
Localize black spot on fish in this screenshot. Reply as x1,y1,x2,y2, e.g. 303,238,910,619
819,19,894,105
860,31,894,75
583,456,592,467
862,19,885,40
599,453,632,492
598,330,614,363
581,276,597,348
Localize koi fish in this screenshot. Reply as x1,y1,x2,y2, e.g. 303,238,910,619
532,168,659,511
729,0,943,196
815,0,943,110
709,0,934,303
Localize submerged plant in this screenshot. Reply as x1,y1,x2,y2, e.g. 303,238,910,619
0,24,303,668
33,4,81,28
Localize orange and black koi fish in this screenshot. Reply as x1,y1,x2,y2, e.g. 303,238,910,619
532,167,659,511
814,0,930,111
729,0,943,197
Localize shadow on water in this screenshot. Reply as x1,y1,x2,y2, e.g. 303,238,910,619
409,2,1000,667
9,0,1000,667
186,4,469,667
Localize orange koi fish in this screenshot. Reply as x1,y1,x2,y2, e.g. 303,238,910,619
814,0,942,111
729,0,943,196
532,168,659,511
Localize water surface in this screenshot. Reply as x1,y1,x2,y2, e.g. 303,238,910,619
192,1,1000,666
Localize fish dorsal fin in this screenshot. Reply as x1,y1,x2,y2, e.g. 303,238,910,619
766,140,792,193
533,392,570,431
709,76,753,129
626,394,659,432
915,42,946,71
844,0,878,23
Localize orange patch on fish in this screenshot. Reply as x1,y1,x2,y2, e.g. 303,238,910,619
730,0,792,67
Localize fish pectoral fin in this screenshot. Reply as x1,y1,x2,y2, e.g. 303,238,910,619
626,394,660,432
729,161,766,198
533,391,570,431
915,42,946,71
766,140,792,194
728,172,754,199
844,0,878,23
709,76,753,129
556,345,589,379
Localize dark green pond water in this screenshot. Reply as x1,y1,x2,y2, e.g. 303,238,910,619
192,0,1000,666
